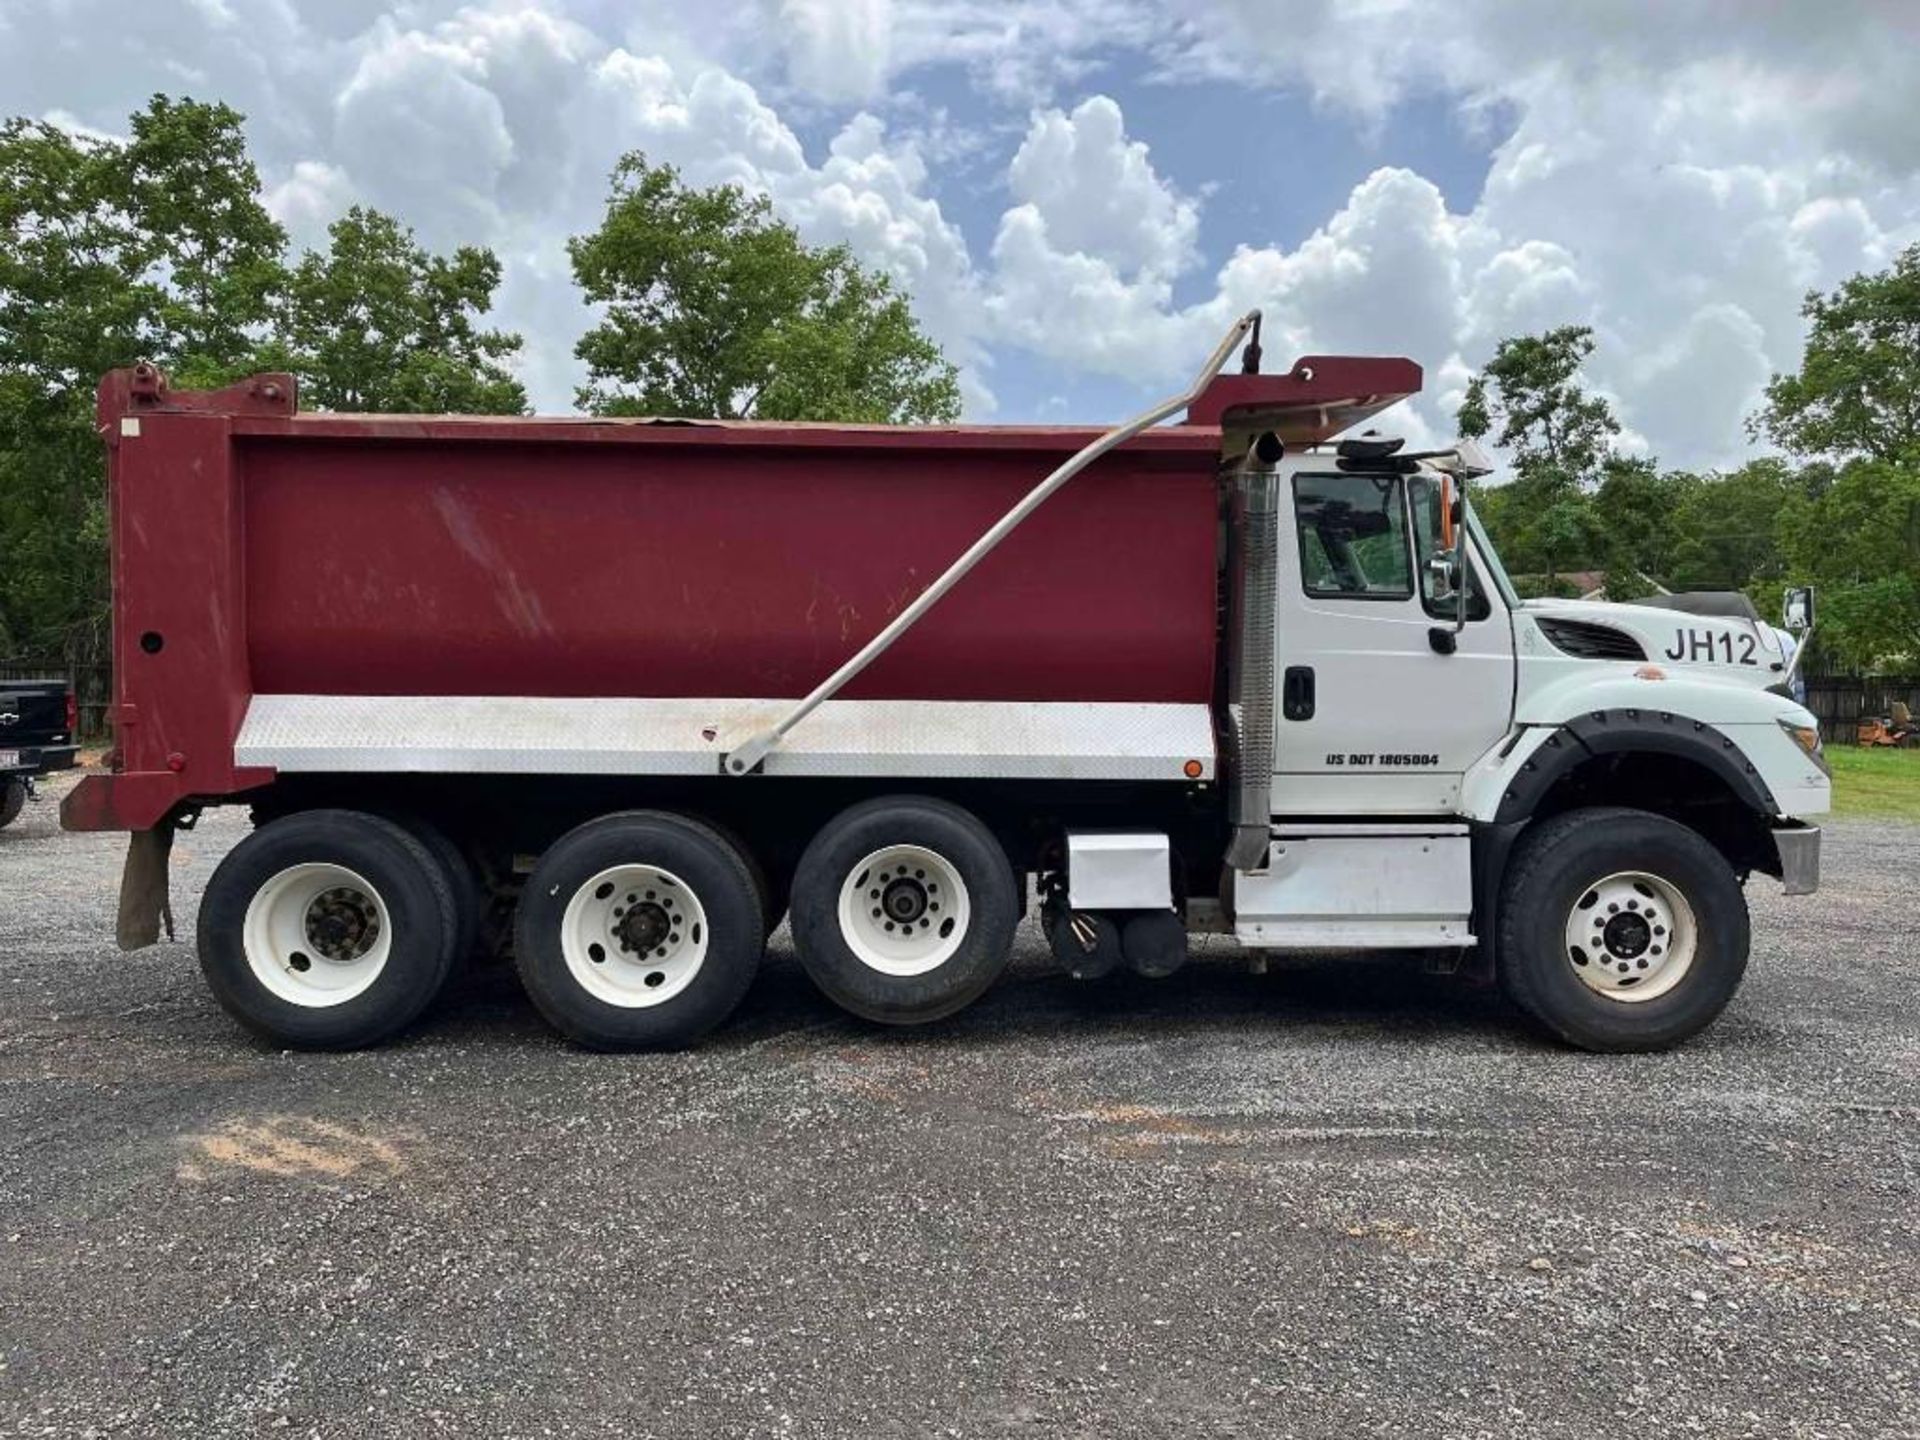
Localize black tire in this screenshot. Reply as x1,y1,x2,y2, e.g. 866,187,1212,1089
0,779,24,830
384,813,486,968
197,810,457,1049
696,816,780,943
1497,806,1750,1052
791,796,1019,1025
513,811,765,1049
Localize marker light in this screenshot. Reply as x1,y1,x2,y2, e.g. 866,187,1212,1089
1779,719,1828,775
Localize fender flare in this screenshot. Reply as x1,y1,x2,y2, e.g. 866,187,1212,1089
1491,707,1777,825
1466,708,1779,983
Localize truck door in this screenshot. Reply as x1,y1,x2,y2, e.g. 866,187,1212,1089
1271,464,1515,815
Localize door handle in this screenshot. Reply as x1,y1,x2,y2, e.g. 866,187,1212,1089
1282,666,1315,721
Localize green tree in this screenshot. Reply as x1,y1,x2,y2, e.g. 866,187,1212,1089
1776,460,1920,668
1591,458,1689,600
263,207,525,414
124,96,286,383
1661,460,1795,595
1459,326,1620,490
0,96,284,666
569,155,960,422
1757,243,1920,464
1755,250,1920,666
1459,325,1619,587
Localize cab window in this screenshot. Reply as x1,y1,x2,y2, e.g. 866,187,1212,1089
1292,472,1413,599
1409,474,1491,622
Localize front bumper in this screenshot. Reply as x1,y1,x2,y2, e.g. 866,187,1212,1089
2,743,77,779
1774,823,1820,895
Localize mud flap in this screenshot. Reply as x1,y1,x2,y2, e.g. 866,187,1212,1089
117,823,176,950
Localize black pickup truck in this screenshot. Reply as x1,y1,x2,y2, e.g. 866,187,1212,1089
1,678,78,829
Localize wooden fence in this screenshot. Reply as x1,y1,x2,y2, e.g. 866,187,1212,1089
1801,674,1920,744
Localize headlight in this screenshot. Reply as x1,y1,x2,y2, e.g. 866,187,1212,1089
1779,718,1829,776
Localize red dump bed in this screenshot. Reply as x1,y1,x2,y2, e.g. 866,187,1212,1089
66,357,1418,831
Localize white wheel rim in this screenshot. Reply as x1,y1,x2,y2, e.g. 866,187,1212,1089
836,844,971,977
560,864,710,1008
1563,870,1698,1003
243,863,392,1008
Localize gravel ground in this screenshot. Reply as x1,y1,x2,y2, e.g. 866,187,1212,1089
2,776,1917,1439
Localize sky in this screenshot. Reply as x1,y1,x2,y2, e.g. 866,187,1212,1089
3,0,1919,470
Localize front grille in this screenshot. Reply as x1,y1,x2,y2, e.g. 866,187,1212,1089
1536,617,1646,661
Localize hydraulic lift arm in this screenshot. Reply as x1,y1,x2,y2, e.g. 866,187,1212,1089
722,310,1264,776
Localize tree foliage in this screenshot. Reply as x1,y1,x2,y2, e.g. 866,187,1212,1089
6,91,1914,690
261,207,525,414
0,96,525,667
0,97,288,662
1457,326,1622,590
1753,247,1920,667
570,156,960,423
1776,461,1920,668
1757,243,1920,464
1463,251,1920,670
123,95,287,383
1459,326,1619,490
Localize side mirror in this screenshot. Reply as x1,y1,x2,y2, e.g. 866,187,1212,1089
1783,586,1815,633
1427,471,1471,655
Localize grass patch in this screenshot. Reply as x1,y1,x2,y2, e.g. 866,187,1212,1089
1824,745,1920,821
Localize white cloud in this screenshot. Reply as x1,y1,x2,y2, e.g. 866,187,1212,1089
985,201,1183,377
1006,96,1197,279
776,0,893,103
332,7,601,242
2,0,1918,468
263,160,358,246
1149,0,1920,467
583,53,986,391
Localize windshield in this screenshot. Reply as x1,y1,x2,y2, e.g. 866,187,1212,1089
1464,500,1518,608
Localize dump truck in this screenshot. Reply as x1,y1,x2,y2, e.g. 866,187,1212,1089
64,315,1829,1053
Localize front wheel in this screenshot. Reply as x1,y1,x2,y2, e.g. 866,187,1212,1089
1497,807,1750,1052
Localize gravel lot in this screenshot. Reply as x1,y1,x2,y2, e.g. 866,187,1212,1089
3,777,1917,1438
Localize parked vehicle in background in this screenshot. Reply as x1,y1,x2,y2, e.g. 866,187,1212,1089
64,318,1830,1055
1,678,79,829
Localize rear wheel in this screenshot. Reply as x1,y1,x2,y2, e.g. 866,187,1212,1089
0,779,24,830
514,812,765,1049
198,810,457,1048
791,796,1018,1024
1497,807,1749,1052
697,816,780,942
396,814,488,967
